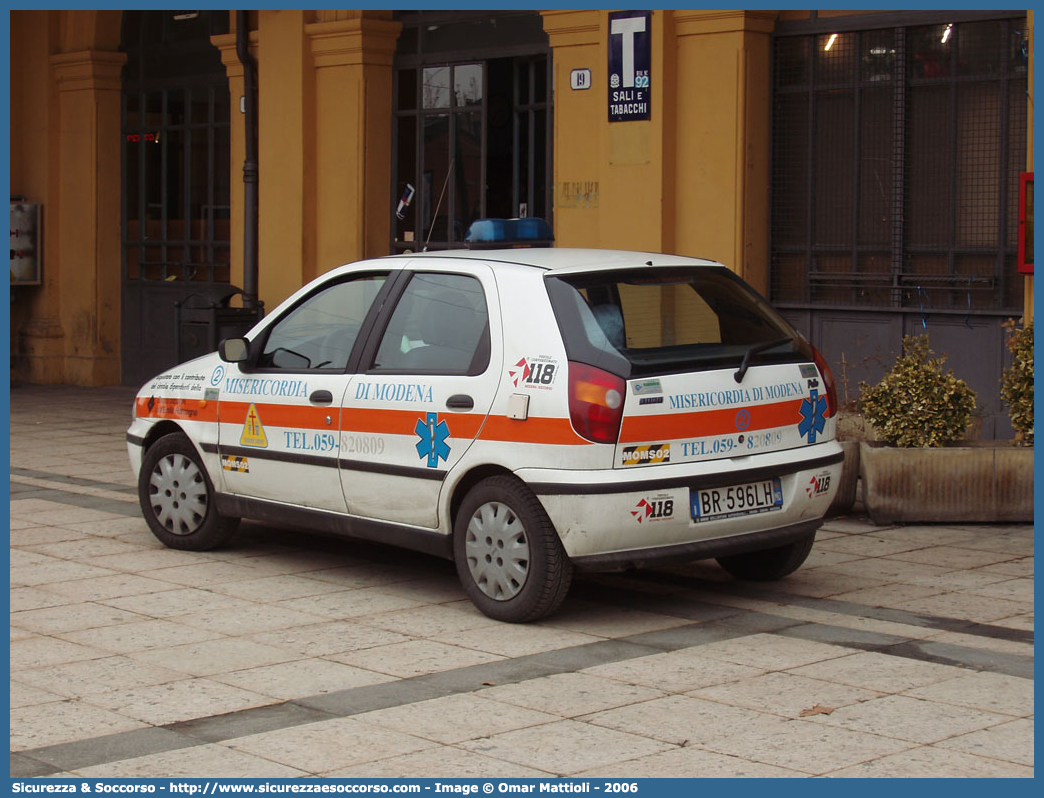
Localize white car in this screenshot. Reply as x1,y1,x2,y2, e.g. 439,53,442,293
128,220,842,622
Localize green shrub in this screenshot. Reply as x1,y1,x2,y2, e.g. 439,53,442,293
1000,320,1033,446
857,335,977,447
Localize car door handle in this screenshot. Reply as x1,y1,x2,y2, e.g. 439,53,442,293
446,394,474,411
310,390,333,405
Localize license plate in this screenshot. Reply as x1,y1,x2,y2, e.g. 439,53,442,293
691,478,783,522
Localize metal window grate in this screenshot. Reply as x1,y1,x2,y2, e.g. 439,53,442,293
120,11,232,285
771,17,1028,313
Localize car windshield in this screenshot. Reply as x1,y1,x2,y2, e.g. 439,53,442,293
545,266,805,377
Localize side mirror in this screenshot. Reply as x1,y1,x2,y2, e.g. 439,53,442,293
219,337,250,363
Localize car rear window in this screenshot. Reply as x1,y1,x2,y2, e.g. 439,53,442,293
545,267,807,377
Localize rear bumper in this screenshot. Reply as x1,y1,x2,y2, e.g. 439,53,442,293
516,442,843,564
570,518,823,571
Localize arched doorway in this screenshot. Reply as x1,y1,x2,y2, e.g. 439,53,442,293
119,10,233,385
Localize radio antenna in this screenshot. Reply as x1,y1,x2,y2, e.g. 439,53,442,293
423,158,454,252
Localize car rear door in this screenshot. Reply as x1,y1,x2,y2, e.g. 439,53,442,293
547,262,835,465
617,359,826,468
338,263,503,529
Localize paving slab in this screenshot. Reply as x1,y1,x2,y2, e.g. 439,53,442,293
431,622,602,657
57,618,223,655
211,658,395,700
682,631,857,671
74,744,308,779
248,619,413,658
10,681,67,709
10,636,109,670
476,672,665,717
99,587,256,619
573,747,805,778
801,693,1013,744
457,719,674,775
697,717,914,775
583,694,786,747
887,545,1021,570
356,693,558,744
10,701,148,752
331,638,505,678
824,745,1035,778
689,670,882,718
934,717,1036,766
903,670,1033,718
788,650,971,693
14,655,186,699
223,717,438,774
581,648,764,693
80,678,279,726
328,748,554,778
11,602,146,635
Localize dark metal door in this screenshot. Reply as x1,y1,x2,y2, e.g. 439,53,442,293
120,11,233,386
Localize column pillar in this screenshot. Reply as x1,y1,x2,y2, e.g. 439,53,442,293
673,11,775,290
542,11,606,249
306,16,401,270
214,25,257,294
45,49,127,385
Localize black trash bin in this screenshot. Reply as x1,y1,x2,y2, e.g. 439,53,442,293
175,287,264,365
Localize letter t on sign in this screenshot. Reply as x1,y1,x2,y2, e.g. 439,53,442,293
610,15,646,88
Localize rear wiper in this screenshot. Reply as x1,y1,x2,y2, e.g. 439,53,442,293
733,337,792,383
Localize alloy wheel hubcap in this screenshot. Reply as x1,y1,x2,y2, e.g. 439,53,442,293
149,453,208,535
464,501,530,600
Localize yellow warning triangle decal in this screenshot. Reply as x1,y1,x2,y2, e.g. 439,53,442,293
240,403,269,448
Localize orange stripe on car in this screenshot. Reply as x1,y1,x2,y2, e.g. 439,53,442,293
141,396,592,448
341,408,484,438
619,399,804,443
135,397,219,423
216,401,334,430
478,415,592,446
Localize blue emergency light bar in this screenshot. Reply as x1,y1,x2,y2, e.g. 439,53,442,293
464,218,555,249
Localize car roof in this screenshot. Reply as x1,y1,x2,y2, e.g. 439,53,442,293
385,247,727,275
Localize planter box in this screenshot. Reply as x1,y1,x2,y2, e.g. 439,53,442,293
859,442,1034,525
827,440,860,516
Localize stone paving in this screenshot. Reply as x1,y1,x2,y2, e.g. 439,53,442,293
9,384,1034,778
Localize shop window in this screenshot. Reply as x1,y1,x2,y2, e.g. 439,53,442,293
771,17,1028,312
120,11,231,285
391,11,552,253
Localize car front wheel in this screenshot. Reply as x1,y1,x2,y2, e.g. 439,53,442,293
138,432,239,551
453,475,572,623
715,532,816,581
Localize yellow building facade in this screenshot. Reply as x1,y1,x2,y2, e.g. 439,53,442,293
9,9,1033,435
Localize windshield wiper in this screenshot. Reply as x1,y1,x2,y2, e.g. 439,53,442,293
733,337,792,383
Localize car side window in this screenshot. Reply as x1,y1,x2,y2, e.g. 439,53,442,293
258,274,387,370
373,272,490,375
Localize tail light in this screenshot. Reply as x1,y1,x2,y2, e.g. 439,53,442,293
812,347,838,417
568,362,625,444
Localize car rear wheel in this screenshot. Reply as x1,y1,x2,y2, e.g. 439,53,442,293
715,532,816,581
454,475,572,623
138,432,239,551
